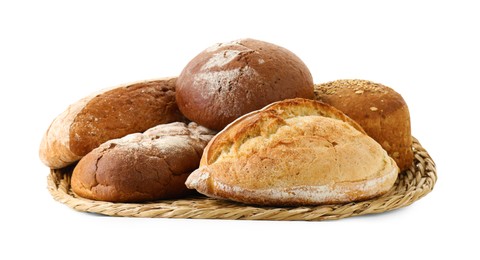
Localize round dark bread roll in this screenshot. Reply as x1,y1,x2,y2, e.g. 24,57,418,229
71,122,216,202
176,38,314,131
314,79,413,171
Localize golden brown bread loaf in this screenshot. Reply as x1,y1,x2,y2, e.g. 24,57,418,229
176,38,314,131
314,79,413,171
39,77,185,169
71,122,216,202
186,98,398,206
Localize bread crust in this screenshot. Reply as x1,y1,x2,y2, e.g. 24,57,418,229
314,79,413,171
39,77,185,169
71,122,215,202
186,98,398,206
176,38,314,131
201,98,366,166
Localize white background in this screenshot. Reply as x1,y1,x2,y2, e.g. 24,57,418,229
1,0,478,259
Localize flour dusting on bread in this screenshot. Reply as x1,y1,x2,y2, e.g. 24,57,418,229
201,50,244,70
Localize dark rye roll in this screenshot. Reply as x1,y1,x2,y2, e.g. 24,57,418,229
176,38,314,131
71,122,216,202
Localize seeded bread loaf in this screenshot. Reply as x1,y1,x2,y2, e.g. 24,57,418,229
186,98,398,206
39,77,185,169
71,122,215,202
314,79,413,171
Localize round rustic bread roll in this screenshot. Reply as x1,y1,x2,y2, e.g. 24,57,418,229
314,79,413,171
176,38,314,131
186,98,398,206
71,122,215,202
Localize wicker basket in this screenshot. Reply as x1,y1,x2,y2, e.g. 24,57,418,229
47,137,436,221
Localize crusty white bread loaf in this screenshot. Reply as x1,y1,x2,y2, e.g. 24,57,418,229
186,98,398,206
39,77,185,169
176,38,314,131
71,122,215,202
314,79,413,171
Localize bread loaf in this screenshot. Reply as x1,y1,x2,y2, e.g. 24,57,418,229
314,79,413,171
186,98,398,206
176,38,314,131
71,122,215,202
39,77,185,169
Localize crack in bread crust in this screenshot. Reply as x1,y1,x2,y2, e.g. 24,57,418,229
205,98,365,165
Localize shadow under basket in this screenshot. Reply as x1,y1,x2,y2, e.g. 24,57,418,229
47,137,437,221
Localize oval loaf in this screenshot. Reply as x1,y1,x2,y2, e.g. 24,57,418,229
71,122,216,202
39,77,185,169
186,98,398,206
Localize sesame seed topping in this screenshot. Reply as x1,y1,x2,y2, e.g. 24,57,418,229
315,79,389,94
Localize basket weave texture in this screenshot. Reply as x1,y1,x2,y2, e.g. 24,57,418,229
47,137,436,221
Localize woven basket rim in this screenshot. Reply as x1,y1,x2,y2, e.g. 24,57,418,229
47,137,437,221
